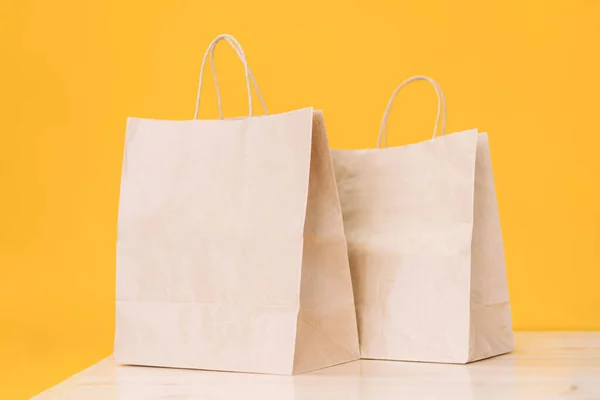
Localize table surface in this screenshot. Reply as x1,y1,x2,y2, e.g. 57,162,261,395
32,332,600,400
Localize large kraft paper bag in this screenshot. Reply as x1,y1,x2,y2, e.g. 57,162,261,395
114,34,359,375
332,76,514,363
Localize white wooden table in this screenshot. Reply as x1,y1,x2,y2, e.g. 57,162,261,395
33,332,600,399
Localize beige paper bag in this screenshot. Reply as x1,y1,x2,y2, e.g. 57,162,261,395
114,34,359,375
332,76,514,363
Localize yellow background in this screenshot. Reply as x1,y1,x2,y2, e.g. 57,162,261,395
1,0,599,398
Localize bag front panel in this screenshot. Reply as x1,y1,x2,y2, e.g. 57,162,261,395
115,108,314,373
332,129,479,362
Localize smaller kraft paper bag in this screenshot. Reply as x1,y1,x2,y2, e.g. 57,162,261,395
114,34,359,375
331,76,514,363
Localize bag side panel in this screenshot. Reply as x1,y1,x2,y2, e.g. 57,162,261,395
293,111,360,374
468,133,515,362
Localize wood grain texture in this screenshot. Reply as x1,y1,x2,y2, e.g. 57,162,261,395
33,332,600,399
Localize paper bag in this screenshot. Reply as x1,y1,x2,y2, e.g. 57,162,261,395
331,76,514,363
114,34,359,374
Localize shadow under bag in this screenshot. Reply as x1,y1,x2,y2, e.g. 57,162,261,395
331,76,514,363
114,34,359,374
